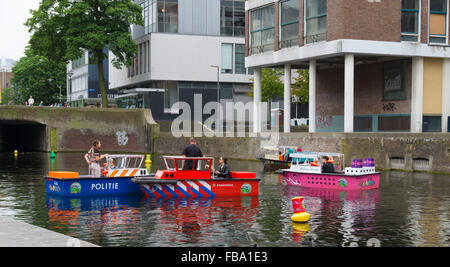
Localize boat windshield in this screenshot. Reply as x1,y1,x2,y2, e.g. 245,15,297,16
106,155,145,169
290,152,344,171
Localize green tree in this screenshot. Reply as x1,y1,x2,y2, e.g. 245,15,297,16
291,69,309,104
1,86,20,105
249,68,284,102
11,48,66,105
26,0,143,107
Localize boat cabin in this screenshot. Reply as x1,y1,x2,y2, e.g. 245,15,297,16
288,152,345,174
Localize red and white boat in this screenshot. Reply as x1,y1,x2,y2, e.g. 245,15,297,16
132,156,260,198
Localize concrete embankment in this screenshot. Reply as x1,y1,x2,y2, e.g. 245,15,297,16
0,106,159,153
154,132,450,174
0,217,97,247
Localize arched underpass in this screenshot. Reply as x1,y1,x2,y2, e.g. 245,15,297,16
0,120,47,152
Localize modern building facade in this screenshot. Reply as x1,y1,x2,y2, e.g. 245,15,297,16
109,0,254,122
246,0,450,133
66,48,116,107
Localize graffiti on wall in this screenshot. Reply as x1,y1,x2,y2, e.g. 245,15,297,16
316,108,333,129
115,131,129,146
382,102,396,112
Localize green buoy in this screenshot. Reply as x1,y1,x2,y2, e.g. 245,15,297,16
50,151,56,158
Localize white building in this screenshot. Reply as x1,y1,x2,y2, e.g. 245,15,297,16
109,0,254,121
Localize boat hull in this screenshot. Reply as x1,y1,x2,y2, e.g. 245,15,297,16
139,179,260,198
45,176,143,197
258,158,290,172
283,171,380,190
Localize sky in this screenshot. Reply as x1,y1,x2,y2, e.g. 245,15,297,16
0,0,40,61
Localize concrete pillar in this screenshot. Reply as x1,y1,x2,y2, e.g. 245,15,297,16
253,67,262,133
309,60,316,133
442,58,450,132
411,57,424,133
284,64,291,133
344,54,354,133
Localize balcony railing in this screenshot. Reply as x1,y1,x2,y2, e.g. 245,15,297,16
304,33,326,44
279,37,299,49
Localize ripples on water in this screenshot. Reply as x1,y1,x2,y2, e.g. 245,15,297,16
0,152,449,247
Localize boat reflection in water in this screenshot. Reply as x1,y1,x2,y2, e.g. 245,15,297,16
46,195,259,246
46,195,143,244
142,196,259,245
284,182,380,245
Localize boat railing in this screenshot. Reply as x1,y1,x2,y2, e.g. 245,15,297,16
102,155,147,177
161,156,215,172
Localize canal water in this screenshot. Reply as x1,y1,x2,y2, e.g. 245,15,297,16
0,152,449,247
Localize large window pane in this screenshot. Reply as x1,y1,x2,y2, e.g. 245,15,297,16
235,44,245,74
221,0,234,36
221,43,233,73
221,0,245,37
305,0,327,43
430,0,447,12
281,0,299,24
164,81,178,109
233,0,245,37
402,11,418,33
158,0,178,33
306,0,326,18
250,5,275,54
402,0,419,9
280,0,299,48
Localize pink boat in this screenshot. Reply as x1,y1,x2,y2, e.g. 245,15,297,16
277,153,380,190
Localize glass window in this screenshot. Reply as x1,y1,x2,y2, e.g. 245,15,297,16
164,81,178,109
383,60,407,101
221,0,245,37
221,0,234,36
280,0,299,48
423,116,442,132
429,0,447,44
142,0,158,34
401,0,420,42
305,0,327,44
221,43,233,73
220,83,233,99
250,5,275,54
235,44,246,74
158,0,178,33
72,53,86,69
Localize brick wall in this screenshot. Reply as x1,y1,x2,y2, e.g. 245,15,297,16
316,60,412,116
340,0,401,42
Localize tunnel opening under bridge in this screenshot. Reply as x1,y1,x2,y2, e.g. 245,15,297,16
0,120,48,152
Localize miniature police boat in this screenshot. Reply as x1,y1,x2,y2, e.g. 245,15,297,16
131,156,260,198
277,153,380,190
46,155,148,197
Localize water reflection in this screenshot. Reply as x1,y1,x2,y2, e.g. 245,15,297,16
1,153,450,246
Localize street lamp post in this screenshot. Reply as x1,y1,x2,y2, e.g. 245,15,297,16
210,65,220,129
67,71,74,106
